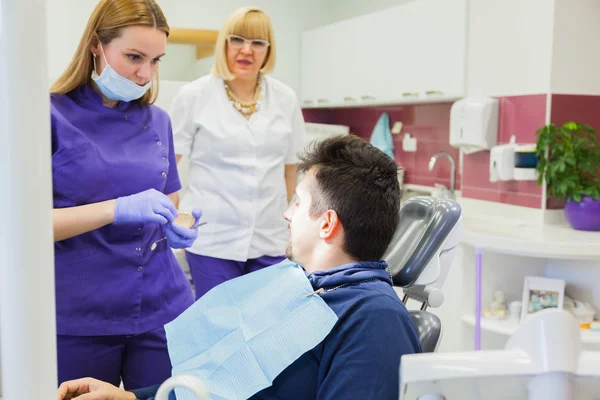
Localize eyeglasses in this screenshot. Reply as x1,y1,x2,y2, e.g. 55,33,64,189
226,34,270,53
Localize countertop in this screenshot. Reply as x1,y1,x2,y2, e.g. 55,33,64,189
402,185,600,260
458,198,600,260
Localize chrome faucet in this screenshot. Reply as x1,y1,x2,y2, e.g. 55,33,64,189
428,152,456,197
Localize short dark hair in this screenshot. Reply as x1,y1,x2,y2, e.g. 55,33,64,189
297,135,401,261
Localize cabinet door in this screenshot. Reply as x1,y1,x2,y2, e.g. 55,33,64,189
378,0,427,103
331,15,381,105
319,23,344,106
377,0,467,102
300,0,467,107
328,19,359,105
301,26,338,107
300,30,320,107
417,0,468,99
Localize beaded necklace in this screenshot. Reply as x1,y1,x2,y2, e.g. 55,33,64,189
224,79,265,117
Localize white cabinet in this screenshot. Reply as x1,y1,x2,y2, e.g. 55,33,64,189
300,25,339,107
300,29,322,107
419,0,468,99
327,16,380,105
300,0,467,108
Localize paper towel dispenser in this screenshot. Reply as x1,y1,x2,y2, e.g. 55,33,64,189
450,97,499,154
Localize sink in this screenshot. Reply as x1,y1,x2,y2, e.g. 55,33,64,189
401,188,431,203
400,183,459,203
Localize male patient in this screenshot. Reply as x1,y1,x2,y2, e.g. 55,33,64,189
58,135,422,400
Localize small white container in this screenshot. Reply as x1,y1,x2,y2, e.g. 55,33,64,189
509,301,522,321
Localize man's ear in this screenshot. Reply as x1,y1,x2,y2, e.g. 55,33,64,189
319,210,340,240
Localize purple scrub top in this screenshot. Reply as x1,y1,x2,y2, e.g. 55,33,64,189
51,84,194,336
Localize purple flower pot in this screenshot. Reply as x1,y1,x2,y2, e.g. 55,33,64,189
564,196,600,231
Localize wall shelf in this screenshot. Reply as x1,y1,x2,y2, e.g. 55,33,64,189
168,28,219,60
301,95,461,109
462,315,600,344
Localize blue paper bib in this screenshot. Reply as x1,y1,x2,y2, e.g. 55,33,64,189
165,259,339,400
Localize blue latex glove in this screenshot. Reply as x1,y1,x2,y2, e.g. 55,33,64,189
166,208,203,249
114,189,177,225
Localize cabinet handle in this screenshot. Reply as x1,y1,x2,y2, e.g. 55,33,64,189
361,95,376,101
344,96,357,102
317,99,329,104
402,92,419,97
425,90,444,96
303,100,314,105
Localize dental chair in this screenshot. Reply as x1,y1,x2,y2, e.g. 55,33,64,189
153,196,464,400
382,196,464,353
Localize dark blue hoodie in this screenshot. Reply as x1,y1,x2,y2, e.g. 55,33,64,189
132,261,422,400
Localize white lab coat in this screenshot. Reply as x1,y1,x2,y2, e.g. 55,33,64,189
170,74,306,261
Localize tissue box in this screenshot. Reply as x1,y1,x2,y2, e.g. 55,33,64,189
490,143,517,182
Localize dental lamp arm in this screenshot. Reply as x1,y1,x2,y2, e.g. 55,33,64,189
130,383,166,400
400,310,600,400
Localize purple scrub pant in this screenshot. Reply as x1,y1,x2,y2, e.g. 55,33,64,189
186,252,286,299
57,326,171,390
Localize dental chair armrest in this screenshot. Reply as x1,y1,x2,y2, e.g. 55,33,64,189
403,286,444,309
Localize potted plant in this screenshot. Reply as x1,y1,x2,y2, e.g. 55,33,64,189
535,122,600,231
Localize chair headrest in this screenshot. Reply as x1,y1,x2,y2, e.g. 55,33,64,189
383,196,462,287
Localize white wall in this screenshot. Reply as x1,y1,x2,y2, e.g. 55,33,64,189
159,44,203,82
46,0,331,94
327,0,414,22
46,0,97,85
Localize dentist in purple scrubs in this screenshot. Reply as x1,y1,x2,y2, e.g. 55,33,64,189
49,0,199,391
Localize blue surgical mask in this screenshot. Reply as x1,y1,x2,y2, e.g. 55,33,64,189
91,43,151,102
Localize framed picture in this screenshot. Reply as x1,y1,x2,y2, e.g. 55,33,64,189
521,276,565,322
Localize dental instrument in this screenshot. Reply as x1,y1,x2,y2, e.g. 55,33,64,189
151,221,207,251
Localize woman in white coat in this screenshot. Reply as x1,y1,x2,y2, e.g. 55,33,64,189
170,6,306,298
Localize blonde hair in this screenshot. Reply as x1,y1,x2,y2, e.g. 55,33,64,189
50,0,169,105
212,7,276,81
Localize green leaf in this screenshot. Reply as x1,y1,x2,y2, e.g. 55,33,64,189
536,175,544,186
534,121,600,201
564,122,578,131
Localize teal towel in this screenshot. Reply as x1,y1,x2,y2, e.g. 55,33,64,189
369,113,394,159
